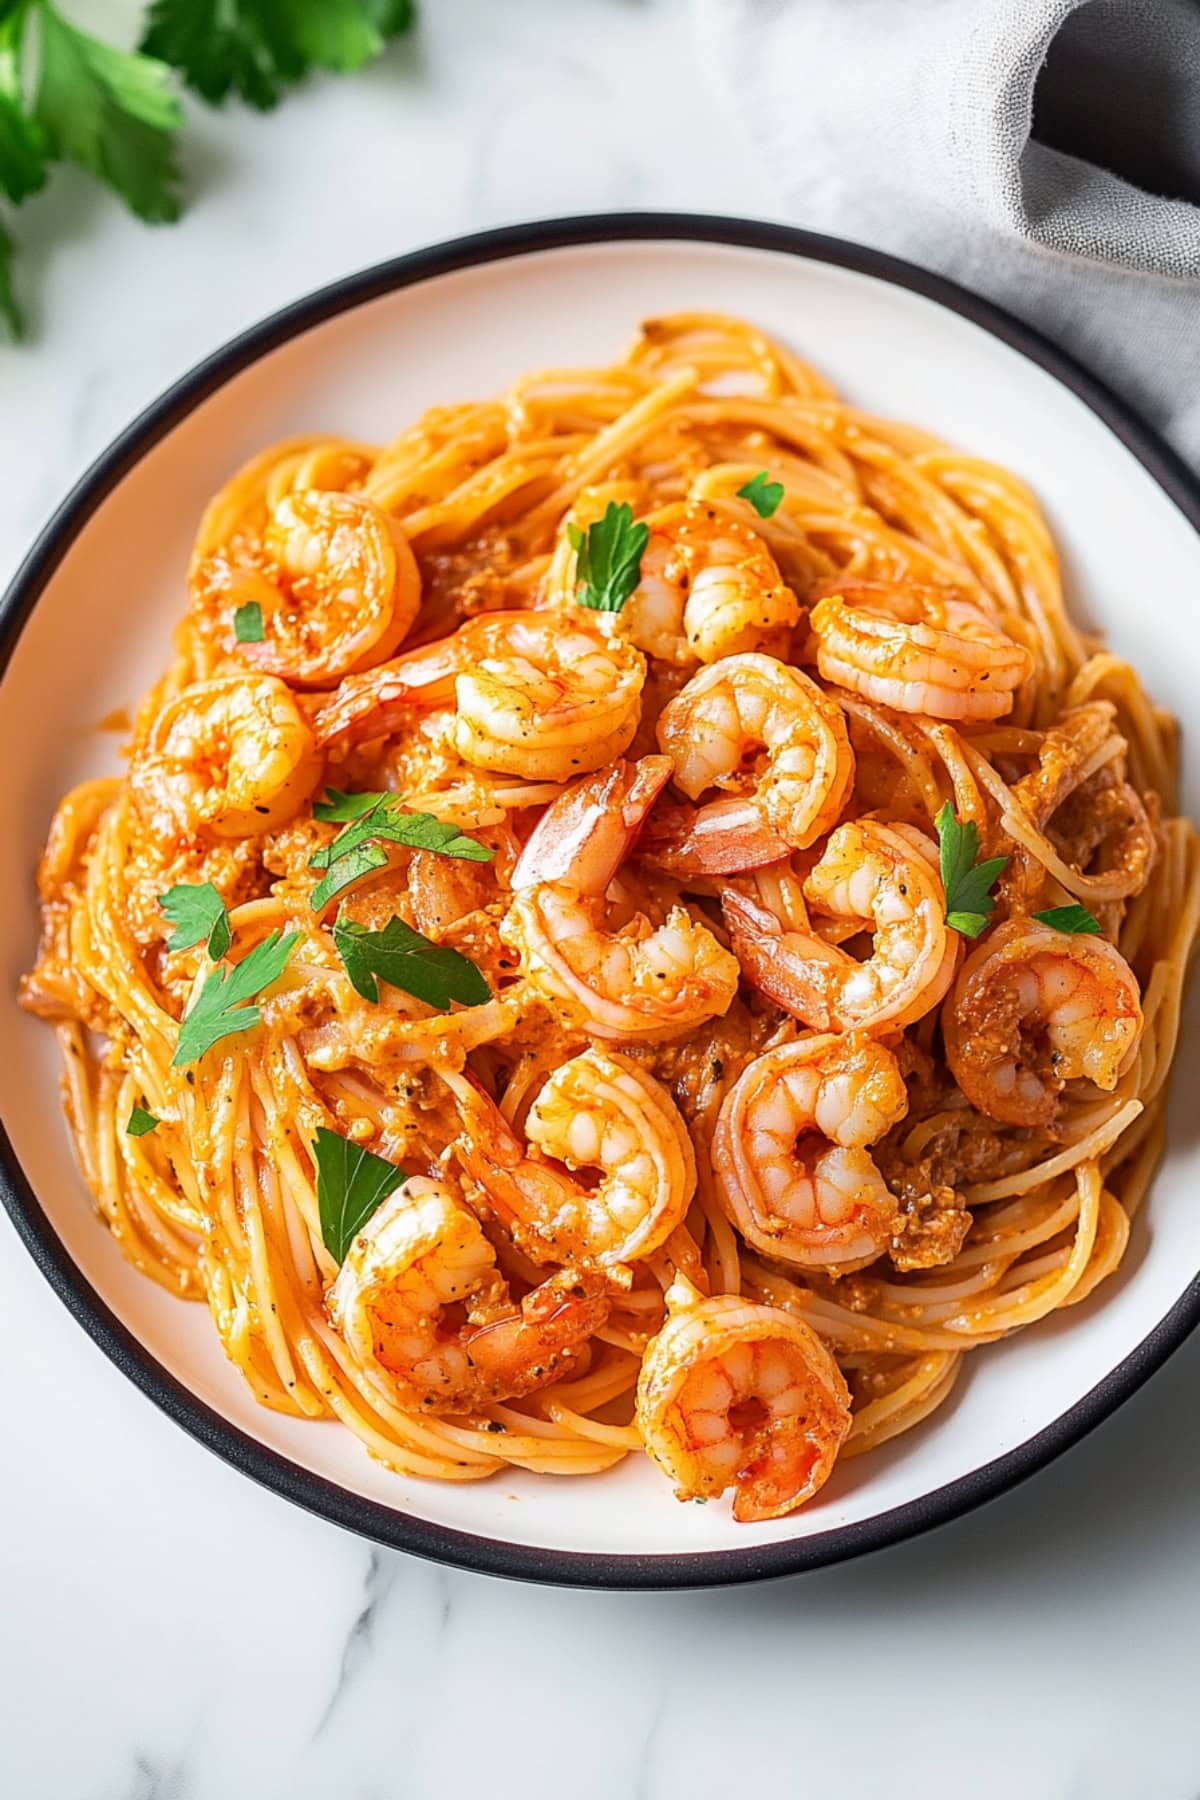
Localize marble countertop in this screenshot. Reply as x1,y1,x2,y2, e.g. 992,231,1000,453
4,4,1200,1796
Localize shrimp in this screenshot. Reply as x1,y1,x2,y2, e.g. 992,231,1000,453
712,1034,909,1271
811,580,1033,721
722,820,958,1034
943,917,1144,1126
194,490,422,686
652,653,855,870
636,1276,852,1520
315,610,644,780
129,673,322,839
502,757,741,1042
329,1176,609,1413
446,1049,696,1277
622,501,801,666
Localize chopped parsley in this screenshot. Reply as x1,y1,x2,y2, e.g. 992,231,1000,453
160,881,232,960
126,1105,159,1137
173,929,298,1066
233,600,264,643
737,471,784,519
567,501,648,613
332,913,491,1010
1033,903,1103,936
313,1125,406,1264
935,802,1008,939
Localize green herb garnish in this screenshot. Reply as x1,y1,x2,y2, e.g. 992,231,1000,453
173,929,298,1066
1033,903,1103,936
567,502,648,613
332,914,491,1010
737,471,784,519
935,802,1008,939
310,795,493,911
126,1105,159,1137
160,881,232,960
233,600,264,643
313,1124,406,1264
141,0,415,111
0,2,415,338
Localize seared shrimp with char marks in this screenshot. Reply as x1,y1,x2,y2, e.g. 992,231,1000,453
944,917,1143,1126
445,1048,696,1278
811,580,1033,721
129,673,322,840
502,757,740,1042
315,610,644,780
622,501,800,666
723,819,957,1034
713,1034,909,1272
329,1176,608,1412
647,652,854,876
636,1277,852,1520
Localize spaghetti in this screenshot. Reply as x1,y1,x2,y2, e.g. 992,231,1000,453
21,314,1200,1521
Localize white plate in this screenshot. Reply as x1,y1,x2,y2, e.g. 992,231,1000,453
3,218,1199,1587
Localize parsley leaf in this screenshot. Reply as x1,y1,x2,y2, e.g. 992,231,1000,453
332,913,491,1010
737,471,784,519
0,12,48,207
935,802,1008,940
160,881,233,960
313,1124,406,1264
141,0,415,113
310,797,494,911
126,1105,159,1137
313,787,388,822
0,213,18,339
1033,903,1102,937
35,6,183,224
567,502,649,613
173,929,298,1066
233,599,264,643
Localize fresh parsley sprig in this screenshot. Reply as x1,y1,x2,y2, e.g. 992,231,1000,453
309,792,494,911
935,803,1008,939
173,928,298,1066
332,913,491,1010
1033,903,1102,936
737,471,784,519
313,1125,406,1264
567,502,648,614
0,1,415,338
141,0,415,112
160,881,232,959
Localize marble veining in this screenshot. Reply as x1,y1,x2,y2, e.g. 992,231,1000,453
3,3,1200,1796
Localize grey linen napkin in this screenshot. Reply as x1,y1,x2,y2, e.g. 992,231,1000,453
695,0,1200,468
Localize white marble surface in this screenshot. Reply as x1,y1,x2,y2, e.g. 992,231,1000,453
3,3,1200,1796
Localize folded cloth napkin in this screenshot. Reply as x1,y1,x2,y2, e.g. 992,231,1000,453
695,0,1200,468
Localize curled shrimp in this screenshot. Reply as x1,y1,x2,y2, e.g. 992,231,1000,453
713,1034,909,1271
315,610,644,779
649,653,854,874
501,757,740,1042
621,501,800,665
811,580,1033,721
129,673,322,839
446,1049,696,1277
944,917,1143,1126
329,1175,609,1412
194,490,422,686
723,820,957,1034
636,1276,852,1520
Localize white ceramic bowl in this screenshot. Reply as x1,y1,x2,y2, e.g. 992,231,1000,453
3,218,1199,1587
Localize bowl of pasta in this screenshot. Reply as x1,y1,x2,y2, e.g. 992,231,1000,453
3,217,1199,1587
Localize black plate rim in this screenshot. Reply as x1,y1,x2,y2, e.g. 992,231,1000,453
3,211,1199,1590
